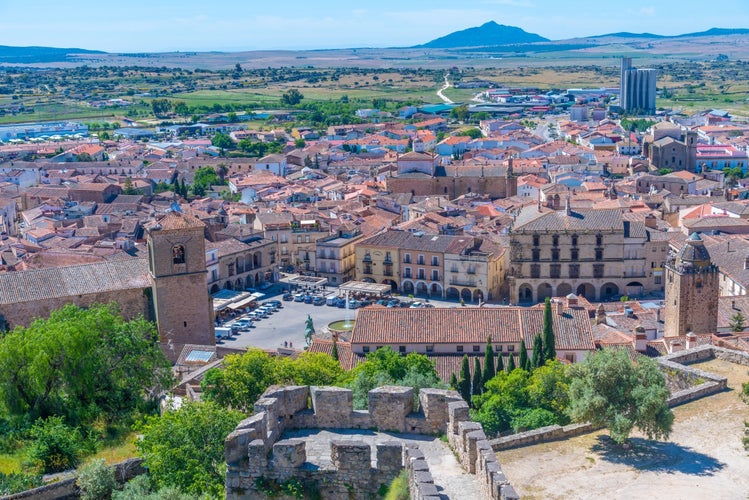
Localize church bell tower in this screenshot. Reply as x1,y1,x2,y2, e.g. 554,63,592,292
145,211,215,362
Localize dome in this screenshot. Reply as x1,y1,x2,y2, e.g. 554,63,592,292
678,233,711,266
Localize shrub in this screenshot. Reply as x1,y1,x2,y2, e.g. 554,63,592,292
77,459,117,500
27,416,86,473
383,469,409,500
0,471,43,496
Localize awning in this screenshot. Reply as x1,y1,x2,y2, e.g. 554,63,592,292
227,296,256,310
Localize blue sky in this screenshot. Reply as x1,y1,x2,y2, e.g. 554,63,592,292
1,0,748,52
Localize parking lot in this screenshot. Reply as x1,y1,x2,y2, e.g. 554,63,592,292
215,283,465,352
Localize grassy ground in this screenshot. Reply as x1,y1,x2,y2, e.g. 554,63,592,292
0,451,24,474
89,433,138,465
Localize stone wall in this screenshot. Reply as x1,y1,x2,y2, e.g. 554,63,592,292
658,345,730,407
446,400,519,500
6,458,145,500
489,423,596,451
225,385,518,499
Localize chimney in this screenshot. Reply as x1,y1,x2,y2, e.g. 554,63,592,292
644,214,657,229
596,303,607,325
633,326,648,352
669,339,684,353
686,332,697,350
565,195,571,216
656,307,662,323
566,294,578,308
556,299,564,315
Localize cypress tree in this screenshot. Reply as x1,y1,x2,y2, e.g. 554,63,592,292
482,337,495,386
331,338,339,362
496,352,505,372
507,354,516,372
449,372,458,391
458,355,471,403
519,339,529,372
543,298,556,362
532,333,544,369
180,178,187,197
472,357,483,397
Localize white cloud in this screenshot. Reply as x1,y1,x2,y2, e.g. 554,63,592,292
640,6,656,16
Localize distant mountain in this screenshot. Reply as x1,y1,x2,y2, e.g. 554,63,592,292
676,27,749,38
589,27,749,40
417,21,549,48
0,46,105,64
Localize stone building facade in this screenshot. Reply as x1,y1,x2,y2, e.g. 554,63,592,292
355,229,504,300
145,211,215,362
315,227,364,286
206,235,276,294
664,233,719,337
508,205,665,304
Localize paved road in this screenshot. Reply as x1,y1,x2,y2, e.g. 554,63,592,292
218,284,471,352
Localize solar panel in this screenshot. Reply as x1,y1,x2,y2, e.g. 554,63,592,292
185,350,214,363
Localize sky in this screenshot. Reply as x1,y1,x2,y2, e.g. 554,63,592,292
1,0,749,53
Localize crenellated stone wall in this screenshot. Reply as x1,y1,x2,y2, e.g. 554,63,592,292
225,385,518,499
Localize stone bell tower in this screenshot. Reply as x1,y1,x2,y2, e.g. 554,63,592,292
664,232,719,338
145,211,214,362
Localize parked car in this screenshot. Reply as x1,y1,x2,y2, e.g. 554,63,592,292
283,293,294,301
267,300,282,308
304,295,314,304
294,293,305,302
234,319,252,328
312,296,326,306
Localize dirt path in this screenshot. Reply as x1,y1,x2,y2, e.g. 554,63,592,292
437,74,453,104
496,359,749,499
417,437,483,499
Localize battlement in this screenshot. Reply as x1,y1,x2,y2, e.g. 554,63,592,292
225,385,518,499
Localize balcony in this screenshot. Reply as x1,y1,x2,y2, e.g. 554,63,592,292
450,278,477,287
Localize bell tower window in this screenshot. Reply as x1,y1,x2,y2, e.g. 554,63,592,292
173,245,185,264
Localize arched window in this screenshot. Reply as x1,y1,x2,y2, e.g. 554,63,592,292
172,244,185,264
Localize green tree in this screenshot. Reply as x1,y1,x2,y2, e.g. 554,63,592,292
201,349,279,412
543,298,556,362
482,337,495,387
113,474,192,500
211,133,234,152
449,373,458,390
456,128,483,139
278,351,343,386
173,101,189,117
0,304,172,424
136,401,244,497
458,355,471,403
507,354,516,372
281,89,304,106
294,138,306,149
450,105,469,122
472,357,483,397
519,339,529,372
331,338,339,362
567,349,674,445
730,312,747,332
123,177,139,195
28,416,85,473
151,98,172,118
496,352,504,373
532,334,544,370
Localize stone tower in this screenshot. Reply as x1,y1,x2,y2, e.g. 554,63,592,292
664,233,719,338
145,211,215,362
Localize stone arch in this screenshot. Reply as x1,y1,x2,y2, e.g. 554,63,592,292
235,278,243,290
247,275,255,287
626,281,644,297
402,280,414,295
601,282,620,301
473,289,484,303
430,282,443,297
236,256,244,274
210,284,220,294
518,283,533,304
446,287,460,300
576,283,595,300
556,283,573,297
416,281,428,296
461,288,472,302
382,279,397,291
362,277,376,283
253,252,262,268
537,283,553,301
224,281,233,290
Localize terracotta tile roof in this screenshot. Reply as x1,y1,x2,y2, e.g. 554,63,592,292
351,306,595,351
145,211,205,231
307,338,357,370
